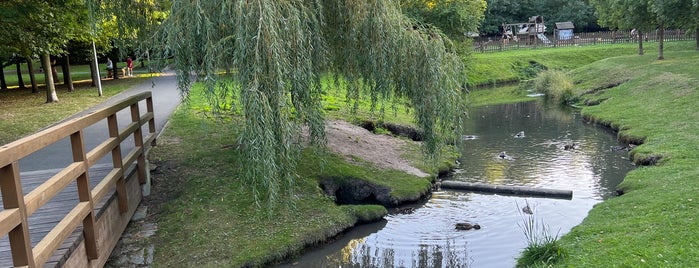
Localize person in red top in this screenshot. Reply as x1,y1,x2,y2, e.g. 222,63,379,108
126,56,134,77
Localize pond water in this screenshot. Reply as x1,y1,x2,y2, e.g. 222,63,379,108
278,100,636,268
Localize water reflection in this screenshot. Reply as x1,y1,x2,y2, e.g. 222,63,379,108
278,101,635,268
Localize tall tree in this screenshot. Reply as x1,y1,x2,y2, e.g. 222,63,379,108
0,0,90,102
590,0,655,55
651,0,699,52
400,0,487,41
481,0,600,35
159,0,470,205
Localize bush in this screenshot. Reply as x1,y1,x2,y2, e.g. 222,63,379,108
531,70,574,105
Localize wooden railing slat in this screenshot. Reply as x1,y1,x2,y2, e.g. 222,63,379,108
85,137,119,167
122,146,142,171
32,202,91,267
91,168,123,204
23,162,86,216
0,209,21,237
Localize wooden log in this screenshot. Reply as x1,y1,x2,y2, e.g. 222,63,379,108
440,181,573,200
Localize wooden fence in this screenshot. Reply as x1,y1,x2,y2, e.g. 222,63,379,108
0,92,155,267
473,29,695,53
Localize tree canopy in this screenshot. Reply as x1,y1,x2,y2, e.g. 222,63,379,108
480,0,600,35
159,0,471,205
400,0,487,40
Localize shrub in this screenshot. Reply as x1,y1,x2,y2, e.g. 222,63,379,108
532,70,574,105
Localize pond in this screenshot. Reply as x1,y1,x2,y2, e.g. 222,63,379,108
278,100,636,268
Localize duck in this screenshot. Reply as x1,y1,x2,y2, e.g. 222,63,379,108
498,151,509,159
522,199,533,215
395,207,415,214
455,222,481,230
514,131,525,138
461,135,477,140
432,180,442,191
564,143,577,150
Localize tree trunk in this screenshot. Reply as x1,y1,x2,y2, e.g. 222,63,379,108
27,58,38,93
61,55,74,91
50,57,59,84
638,30,644,55
89,58,96,87
658,27,665,60
696,28,698,50
16,62,26,89
42,53,59,103
0,65,7,90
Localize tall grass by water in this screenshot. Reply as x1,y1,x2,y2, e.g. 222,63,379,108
529,69,574,105
516,202,564,267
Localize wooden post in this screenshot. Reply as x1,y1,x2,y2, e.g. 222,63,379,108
70,131,99,260
107,114,129,213
0,163,35,267
130,103,147,184
147,96,156,146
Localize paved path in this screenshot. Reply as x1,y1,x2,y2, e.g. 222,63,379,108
18,71,182,172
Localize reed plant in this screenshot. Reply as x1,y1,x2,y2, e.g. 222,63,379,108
531,69,574,105
516,202,564,267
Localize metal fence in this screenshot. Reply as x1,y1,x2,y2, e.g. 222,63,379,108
473,29,695,53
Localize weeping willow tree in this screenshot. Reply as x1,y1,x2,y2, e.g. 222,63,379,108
159,0,469,205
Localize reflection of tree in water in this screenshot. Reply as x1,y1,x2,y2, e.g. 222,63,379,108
328,236,469,267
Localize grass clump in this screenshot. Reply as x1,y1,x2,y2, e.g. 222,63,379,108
517,210,564,267
531,70,574,105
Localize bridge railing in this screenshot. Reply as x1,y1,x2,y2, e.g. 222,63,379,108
0,91,155,267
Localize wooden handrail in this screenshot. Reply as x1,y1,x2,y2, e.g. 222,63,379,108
0,91,155,267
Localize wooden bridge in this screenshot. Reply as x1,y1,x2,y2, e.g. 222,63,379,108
0,92,155,267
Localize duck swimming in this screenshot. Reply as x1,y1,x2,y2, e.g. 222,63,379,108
514,131,525,138
455,222,481,230
564,143,577,150
498,151,509,159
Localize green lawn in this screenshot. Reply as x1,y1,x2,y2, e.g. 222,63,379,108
0,76,149,145
553,50,699,267
465,41,696,88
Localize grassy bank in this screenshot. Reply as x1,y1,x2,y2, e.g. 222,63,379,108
465,41,695,88
149,82,449,267
552,50,699,266
0,77,147,145
466,42,699,266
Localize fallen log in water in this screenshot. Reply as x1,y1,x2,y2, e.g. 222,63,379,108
440,181,573,200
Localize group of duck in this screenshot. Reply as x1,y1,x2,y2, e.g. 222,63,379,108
497,131,578,160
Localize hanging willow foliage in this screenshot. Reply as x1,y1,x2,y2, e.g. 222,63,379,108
159,0,467,206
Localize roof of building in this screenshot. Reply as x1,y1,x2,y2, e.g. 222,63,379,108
555,22,575,29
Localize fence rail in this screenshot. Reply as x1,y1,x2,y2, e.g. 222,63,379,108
473,29,695,53
0,92,155,267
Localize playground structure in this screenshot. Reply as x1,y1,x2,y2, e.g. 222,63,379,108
501,15,550,46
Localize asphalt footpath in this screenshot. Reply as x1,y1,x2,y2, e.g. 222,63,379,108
18,71,183,172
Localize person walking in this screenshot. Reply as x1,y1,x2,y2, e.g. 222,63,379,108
126,56,134,77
